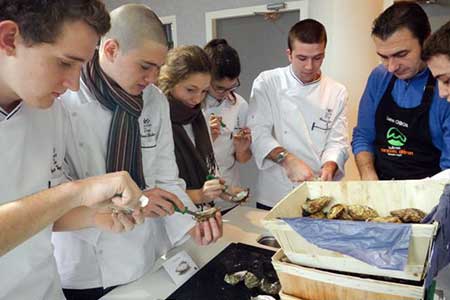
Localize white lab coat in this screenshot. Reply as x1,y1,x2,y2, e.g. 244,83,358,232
248,65,349,207
0,102,68,300
203,93,249,187
52,80,196,289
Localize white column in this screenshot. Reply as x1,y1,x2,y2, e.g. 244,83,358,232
309,0,385,180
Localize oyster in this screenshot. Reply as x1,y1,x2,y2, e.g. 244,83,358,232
347,204,379,221
302,196,332,215
224,270,247,285
390,208,426,223
222,186,250,204
244,272,261,289
194,207,220,222
310,211,327,219
327,204,347,219
259,278,281,295
367,216,402,223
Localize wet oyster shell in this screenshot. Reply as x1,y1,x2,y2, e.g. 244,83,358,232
327,204,345,219
347,205,379,221
195,207,220,222
259,278,281,295
310,211,327,219
244,272,261,289
224,271,247,285
367,216,402,223
302,196,332,215
390,208,426,223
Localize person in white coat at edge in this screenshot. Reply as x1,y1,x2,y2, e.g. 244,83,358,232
52,5,223,300
247,19,350,210
203,39,252,213
0,2,147,300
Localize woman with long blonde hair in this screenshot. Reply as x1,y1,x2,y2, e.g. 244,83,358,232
158,45,225,207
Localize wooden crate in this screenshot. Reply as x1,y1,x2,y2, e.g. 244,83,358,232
273,249,426,300
263,180,446,281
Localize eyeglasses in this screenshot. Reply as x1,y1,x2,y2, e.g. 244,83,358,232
211,78,240,94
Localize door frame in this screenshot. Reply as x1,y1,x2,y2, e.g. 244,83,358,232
160,15,178,47
205,1,309,42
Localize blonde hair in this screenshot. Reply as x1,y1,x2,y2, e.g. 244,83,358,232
158,45,211,96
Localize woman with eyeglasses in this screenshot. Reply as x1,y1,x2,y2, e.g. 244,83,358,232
203,39,252,200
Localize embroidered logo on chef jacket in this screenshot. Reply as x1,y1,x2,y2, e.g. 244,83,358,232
49,147,64,187
141,118,157,148
311,108,333,131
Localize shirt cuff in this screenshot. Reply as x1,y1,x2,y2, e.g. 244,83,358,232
321,150,347,179
252,139,281,170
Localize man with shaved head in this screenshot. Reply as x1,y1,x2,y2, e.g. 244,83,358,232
52,4,223,299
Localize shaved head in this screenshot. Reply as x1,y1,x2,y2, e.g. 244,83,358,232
102,4,167,53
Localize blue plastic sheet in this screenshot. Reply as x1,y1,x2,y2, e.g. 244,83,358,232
282,217,412,270
423,183,450,288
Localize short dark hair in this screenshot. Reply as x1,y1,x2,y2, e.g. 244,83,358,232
422,21,450,62
372,1,431,46
204,38,241,80
0,0,111,46
288,19,327,51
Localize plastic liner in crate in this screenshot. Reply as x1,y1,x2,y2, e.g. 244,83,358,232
166,242,278,300
282,217,412,270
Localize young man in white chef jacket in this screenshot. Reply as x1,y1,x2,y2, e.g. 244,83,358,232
247,19,349,209
0,2,148,300
52,5,223,300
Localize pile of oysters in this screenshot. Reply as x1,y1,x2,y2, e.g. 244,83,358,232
302,196,427,223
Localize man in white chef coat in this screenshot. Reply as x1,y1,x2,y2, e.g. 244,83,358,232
52,5,223,300
247,19,349,209
0,1,147,300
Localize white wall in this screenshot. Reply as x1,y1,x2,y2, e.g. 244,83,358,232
309,0,384,179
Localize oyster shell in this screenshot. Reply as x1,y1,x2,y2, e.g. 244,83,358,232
310,211,327,219
302,196,332,215
390,208,426,223
244,272,261,289
224,270,247,285
259,278,281,295
367,216,402,223
327,204,347,219
195,207,220,222
347,204,379,221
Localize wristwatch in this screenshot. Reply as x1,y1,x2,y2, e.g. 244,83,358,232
274,150,289,164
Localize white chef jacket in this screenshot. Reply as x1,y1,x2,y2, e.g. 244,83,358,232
247,65,349,207
0,102,69,300
203,93,249,187
52,80,196,289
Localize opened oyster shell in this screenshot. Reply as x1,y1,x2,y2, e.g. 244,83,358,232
259,278,281,295
195,207,220,222
244,272,261,289
224,270,247,285
347,204,379,221
367,216,402,223
302,196,332,215
390,208,426,223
